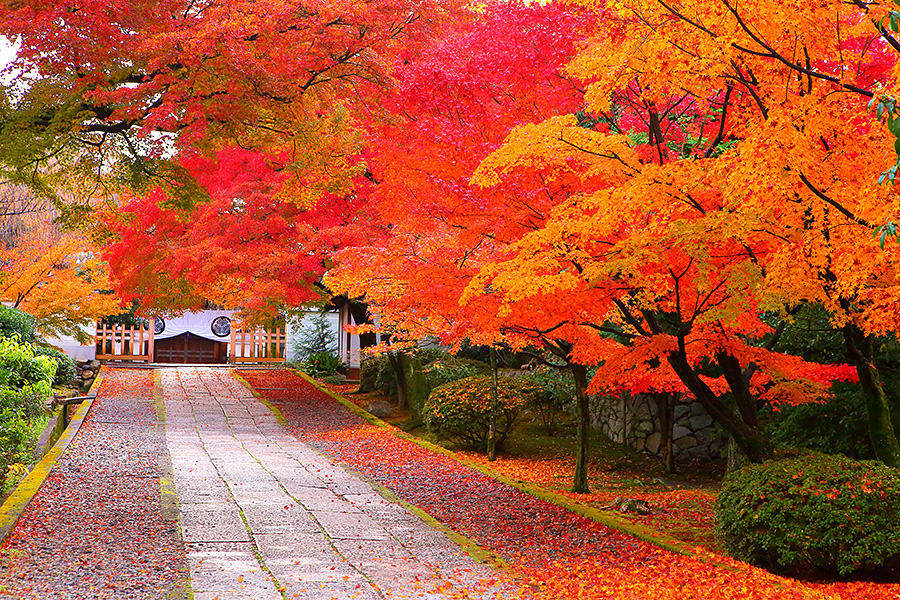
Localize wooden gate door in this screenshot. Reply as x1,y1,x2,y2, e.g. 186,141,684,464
153,332,227,364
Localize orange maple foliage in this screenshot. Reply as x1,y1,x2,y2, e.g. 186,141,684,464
464,0,897,462
0,218,119,342
326,0,597,346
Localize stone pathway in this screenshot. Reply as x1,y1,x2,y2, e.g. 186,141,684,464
162,367,506,600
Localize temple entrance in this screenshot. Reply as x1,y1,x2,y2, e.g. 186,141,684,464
154,332,228,364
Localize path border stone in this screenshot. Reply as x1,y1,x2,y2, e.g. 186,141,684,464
233,368,508,572
0,368,105,544
288,369,721,562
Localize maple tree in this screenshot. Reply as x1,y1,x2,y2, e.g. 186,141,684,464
463,0,900,465
0,189,119,342
327,0,860,473
0,0,459,213
6,0,460,328
326,0,606,491
100,146,377,320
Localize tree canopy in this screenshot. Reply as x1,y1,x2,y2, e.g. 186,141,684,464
3,0,900,468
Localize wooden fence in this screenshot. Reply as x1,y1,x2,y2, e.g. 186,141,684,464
95,321,154,362
229,326,287,363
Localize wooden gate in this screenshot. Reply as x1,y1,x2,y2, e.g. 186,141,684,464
95,319,287,364
229,326,287,363
154,332,228,364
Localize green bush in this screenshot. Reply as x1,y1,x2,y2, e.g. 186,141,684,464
0,306,36,343
359,349,488,397
0,337,53,474
423,356,489,388
297,350,345,377
423,375,542,452
359,354,396,396
764,382,895,460
524,368,575,435
33,346,77,386
716,452,900,577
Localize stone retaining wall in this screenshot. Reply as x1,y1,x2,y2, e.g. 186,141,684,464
593,393,726,460
75,359,100,391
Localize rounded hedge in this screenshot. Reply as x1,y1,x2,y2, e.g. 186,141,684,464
716,452,900,577
422,375,541,452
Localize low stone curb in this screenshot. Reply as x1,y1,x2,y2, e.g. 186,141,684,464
0,367,105,545
289,371,746,571
232,369,507,571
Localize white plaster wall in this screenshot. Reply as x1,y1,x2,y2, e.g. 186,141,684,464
42,328,97,361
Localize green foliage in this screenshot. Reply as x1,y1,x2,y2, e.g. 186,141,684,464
454,339,491,363
423,356,489,388
32,346,78,386
716,452,900,577
102,304,149,328
359,354,397,396
423,375,542,452
523,367,575,435
0,306,37,343
359,348,489,397
764,382,889,459
766,306,900,459
0,337,53,476
292,311,337,362
297,350,345,377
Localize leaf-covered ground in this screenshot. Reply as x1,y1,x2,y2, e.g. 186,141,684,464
245,369,900,600
0,369,187,600
331,380,722,549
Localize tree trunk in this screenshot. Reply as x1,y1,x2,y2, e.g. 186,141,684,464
666,351,774,462
571,363,591,494
843,324,900,468
652,392,676,474
726,436,744,473
487,347,499,461
386,351,408,411
401,354,431,420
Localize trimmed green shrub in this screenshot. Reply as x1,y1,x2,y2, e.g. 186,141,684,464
423,375,542,452
0,306,36,343
716,452,900,577
33,346,78,386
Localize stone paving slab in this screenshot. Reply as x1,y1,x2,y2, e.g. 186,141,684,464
162,367,507,599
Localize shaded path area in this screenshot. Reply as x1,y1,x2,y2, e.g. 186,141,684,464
0,369,187,600
163,368,512,600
